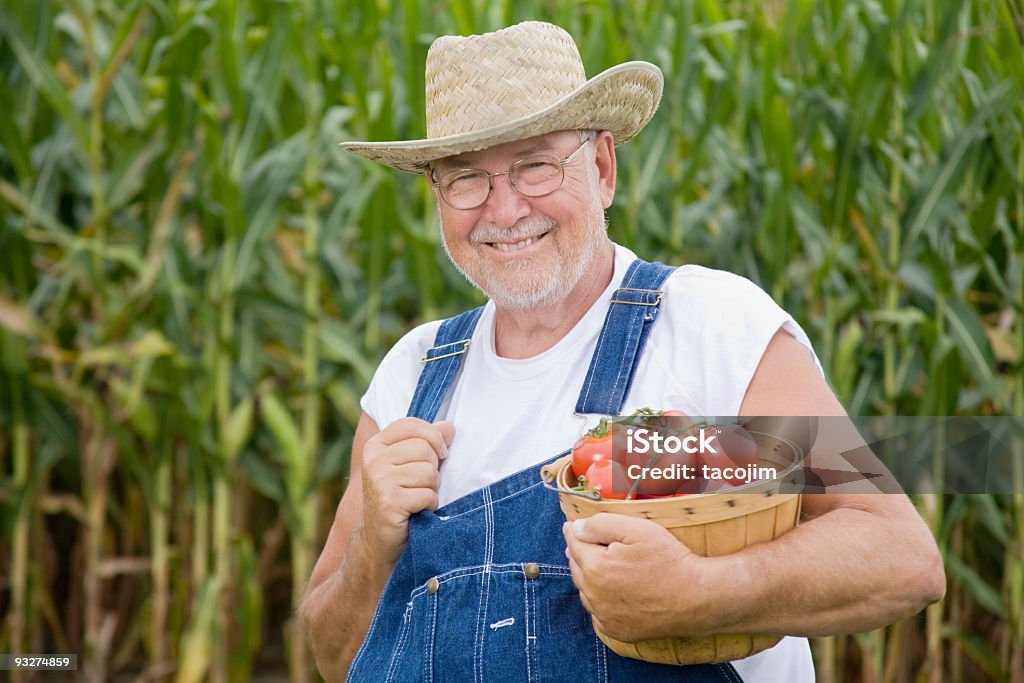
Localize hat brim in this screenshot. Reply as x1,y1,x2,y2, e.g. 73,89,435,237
339,61,664,173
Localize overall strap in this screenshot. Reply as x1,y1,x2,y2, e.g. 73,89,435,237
406,306,485,422
574,258,676,416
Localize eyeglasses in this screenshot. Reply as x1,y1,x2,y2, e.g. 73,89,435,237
431,138,591,210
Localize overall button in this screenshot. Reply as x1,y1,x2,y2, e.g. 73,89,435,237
523,562,540,579
426,576,440,593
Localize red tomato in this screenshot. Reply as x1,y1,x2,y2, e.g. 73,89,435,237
623,445,696,496
571,418,614,479
583,459,633,500
701,424,759,485
673,476,701,496
661,410,695,436
630,408,691,428
617,409,698,496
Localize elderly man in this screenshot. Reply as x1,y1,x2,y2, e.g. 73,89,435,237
299,21,945,682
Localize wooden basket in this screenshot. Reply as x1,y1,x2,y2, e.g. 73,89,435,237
539,430,803,665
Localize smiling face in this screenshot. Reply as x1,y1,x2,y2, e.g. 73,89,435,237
429,130,617,311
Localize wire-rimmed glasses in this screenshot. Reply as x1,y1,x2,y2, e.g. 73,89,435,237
432,138,591,210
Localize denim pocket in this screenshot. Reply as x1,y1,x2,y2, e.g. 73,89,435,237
529,569,607,683
545,591,591,634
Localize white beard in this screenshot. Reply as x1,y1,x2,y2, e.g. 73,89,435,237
439,208,608,311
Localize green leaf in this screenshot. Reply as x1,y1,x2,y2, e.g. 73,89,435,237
0,12,90,153
869,308,928,327
221,397,254,462
0,79,33,180
944,298,998,398
972,494,1010,546
944,551,1005,618
258,390,305,494
239,450,284,502
319,321,374,384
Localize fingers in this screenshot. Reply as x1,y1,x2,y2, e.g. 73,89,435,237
401,485,440,514
563,514,682,584
564,530,600,632
434,420,456,446
393,460,442,492
564,513,646,546
381,437,443,468
364,418,455,499
377,417,454,462
358,418,455,564
363,451,442,506
565,549,583,587
562,520,605,578
363,418,456,475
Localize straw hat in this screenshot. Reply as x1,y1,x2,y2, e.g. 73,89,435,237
340,21,664,173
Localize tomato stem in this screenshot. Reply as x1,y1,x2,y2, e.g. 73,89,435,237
587,417,612,439
624,419,715,498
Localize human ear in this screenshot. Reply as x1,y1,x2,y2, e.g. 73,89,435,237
593,131,617,209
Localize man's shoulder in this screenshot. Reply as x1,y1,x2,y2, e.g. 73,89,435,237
361,315,458,428
376,304,491,372
612,246,778,316
661,263,777,310
380,318,447,367
666,262,760,287
615,246,765,297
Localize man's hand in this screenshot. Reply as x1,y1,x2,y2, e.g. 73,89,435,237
360,417,455,566
300,414,455,682
562,513,728,643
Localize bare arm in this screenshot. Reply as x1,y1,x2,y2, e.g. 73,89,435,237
298,414,384,682
298,413,453,682
715,329,945,635
564,330,946,642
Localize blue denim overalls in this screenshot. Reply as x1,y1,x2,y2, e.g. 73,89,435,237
348,260,744,682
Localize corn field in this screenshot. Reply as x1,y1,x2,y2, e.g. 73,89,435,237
0,0,1021,681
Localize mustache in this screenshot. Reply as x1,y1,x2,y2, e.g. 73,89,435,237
470,217,556,245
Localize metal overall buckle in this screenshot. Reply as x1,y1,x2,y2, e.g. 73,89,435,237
419,338,472,363
608,286,664,306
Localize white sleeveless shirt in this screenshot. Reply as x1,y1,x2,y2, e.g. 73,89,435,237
361,243,819,682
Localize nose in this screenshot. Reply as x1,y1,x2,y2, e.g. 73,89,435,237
479,172,531,227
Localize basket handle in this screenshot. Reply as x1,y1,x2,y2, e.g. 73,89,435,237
539,455,603,500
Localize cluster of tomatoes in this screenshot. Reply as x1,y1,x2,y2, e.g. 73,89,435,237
569,409,760,500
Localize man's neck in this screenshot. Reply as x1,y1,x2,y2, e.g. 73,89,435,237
492,241,615,359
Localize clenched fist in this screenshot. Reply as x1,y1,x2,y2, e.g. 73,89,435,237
562,513,725,643
360,417,455,566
